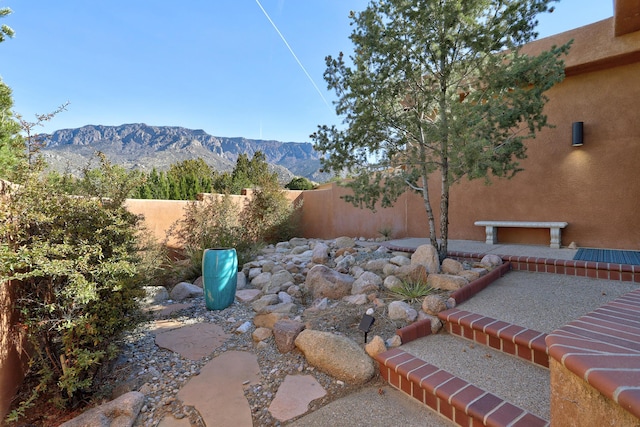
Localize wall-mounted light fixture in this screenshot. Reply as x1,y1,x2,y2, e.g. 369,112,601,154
572,122,584,147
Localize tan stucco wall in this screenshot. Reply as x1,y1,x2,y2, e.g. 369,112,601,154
301,18,640,250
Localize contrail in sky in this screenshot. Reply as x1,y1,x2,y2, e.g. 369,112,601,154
255,0,332,110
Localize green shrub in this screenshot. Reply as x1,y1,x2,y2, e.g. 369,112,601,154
171,183,302,279
1,168,157,420
241,181,303,244
285,176,314,190
170,193,259,279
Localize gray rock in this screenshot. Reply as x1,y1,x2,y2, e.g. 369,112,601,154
236,271,247,289
295,330,375,384
386,335,402,348
364,258,388,274
251,271,272,289
59,391,144,427
170,282,204,301
394,264,428,283
481,254,503,268
258,302,296,315
291,245,311,255
342,294,368,305
278,291,293,304
271,270,295,289
351,271,382,295
248,267,262,280
411,244,440,273
383,275,402,290
141,286,169,305
382,263,398,276
305,265,355,300
289,237,308,247
193,276,204,288
389,255,411,266
251,294,280,312
388,300,417,322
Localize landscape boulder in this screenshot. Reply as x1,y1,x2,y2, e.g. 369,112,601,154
295,329,375,384
441,258,464,275
394,264,428,283
411,244,440,273
427,273,469,291
305,265,355,300
351,271,382,295
170,282,203,301
59,391,144,427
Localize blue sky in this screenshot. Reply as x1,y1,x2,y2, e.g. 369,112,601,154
1,0,613,143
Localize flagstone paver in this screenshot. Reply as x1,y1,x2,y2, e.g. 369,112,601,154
268,374,327,421
176,351,261,427
154,323,229,360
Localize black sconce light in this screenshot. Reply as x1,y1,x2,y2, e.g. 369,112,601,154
359,309,376,343
572,122,584,147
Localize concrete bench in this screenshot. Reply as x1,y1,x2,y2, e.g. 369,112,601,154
474,221,568,249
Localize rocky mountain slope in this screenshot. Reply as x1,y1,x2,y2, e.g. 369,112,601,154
39,123,325,181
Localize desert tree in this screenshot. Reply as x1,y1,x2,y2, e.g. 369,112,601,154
312,0,571,259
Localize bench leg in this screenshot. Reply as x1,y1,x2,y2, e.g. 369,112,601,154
550,228,561,249
485,226,498,245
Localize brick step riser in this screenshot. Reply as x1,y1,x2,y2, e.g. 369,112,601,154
440,311,549,369
375,348,549,427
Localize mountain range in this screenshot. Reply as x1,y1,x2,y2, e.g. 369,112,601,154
39,123,326,182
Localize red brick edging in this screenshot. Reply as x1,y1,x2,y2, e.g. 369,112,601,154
546,287,640,420
447,251,640,283
374,348,549,426
439,309,549,368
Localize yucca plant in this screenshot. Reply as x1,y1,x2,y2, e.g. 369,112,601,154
387,279,435,304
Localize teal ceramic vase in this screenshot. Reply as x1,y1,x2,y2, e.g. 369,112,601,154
202,248,238,310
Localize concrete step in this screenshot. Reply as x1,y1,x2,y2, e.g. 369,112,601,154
438,309,549,368
375,337,550,427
